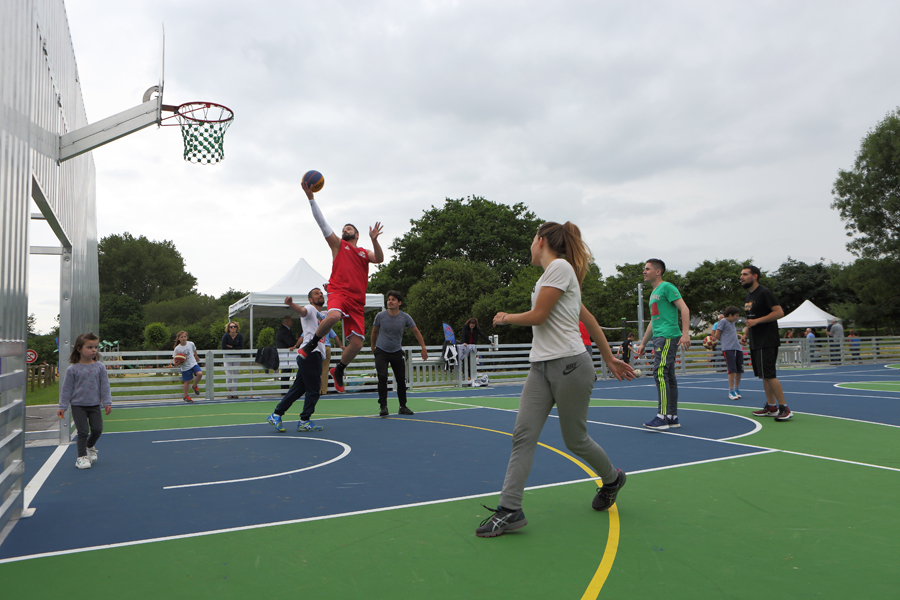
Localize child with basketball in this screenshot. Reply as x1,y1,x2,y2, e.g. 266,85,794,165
173,330,202,403
712,306,744,400
476,221,634,538
57,333,112,470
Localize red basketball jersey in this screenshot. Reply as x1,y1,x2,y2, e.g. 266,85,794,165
329,239,370,298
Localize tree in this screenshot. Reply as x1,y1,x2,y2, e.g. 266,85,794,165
143,322,171,350
832,107,900,258
766,258,853,315
406,259,501,345
832,257,900,334
99,233,197,304
369,196,544,296
27,314,38,337
99,294,144,350
472,265,544,344
682,259,752,325
257,327,275,348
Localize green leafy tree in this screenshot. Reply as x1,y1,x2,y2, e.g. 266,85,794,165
682,259,752,325
406,259,501,345
370,196,543,296
472,265,544,344
832,257,900,334
28,334,60,365
766,258,853,315
27,314,38,337
99,233,197,304
257,327,275,348
99,294,144,350
832,107,900,258
143,322,170,350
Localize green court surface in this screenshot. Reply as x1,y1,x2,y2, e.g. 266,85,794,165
836,380,900,393
4,393,899,599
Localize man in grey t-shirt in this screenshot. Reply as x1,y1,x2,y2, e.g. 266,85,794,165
713,306,744,400
828,319,844,364
371,290,428,417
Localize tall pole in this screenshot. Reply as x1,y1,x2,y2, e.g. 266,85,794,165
637,283,645,340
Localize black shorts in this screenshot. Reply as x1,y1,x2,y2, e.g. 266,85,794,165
750,347,778,379
723,349,744,374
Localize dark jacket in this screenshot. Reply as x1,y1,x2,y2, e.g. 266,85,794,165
221,333,245,350
254,346,280,372
458,326,492,345
275,325,296,349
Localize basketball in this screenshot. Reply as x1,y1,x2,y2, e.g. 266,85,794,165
303,170,324,193
173,355,186,366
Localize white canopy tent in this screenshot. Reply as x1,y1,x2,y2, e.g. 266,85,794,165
777,299,840,329
228,258,385,348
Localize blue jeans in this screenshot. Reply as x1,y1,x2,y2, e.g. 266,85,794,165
273,353,323,421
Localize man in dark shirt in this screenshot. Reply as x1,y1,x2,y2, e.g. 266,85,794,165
739,265,792,421
275,315,298,389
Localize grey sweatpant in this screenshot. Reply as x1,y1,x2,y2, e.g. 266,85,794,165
499,351,617,510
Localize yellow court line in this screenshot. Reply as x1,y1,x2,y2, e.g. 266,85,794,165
388,417,620,599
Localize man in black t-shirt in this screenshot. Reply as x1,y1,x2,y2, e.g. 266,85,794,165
739,265,792,421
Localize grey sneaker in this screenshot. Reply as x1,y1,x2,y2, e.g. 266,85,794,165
475,505,527,538
592,469,626,511
87,447,99,463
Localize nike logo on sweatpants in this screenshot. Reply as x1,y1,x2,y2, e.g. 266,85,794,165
563,363,578,375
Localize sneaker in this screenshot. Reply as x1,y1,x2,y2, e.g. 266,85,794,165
330,367,345,393
398,406,414,416
666,415,680,429
643,415,669,430
751,404,779,417
298,420,323,432
592,469,626,511
192,383,200,395
183,395,194,403
774,405,793,421
87,447,99,463
267,413,286,432
75,456,91,469
475,505,528,537
734,389,742,399
378,405,389,417
728,391,738,401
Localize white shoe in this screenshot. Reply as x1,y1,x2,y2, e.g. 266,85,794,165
728,391,738,400
87,447,98,463
76,456,92,469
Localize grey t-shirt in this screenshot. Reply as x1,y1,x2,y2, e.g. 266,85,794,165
830,322,844,339
373,310,416,352
717,318,741,351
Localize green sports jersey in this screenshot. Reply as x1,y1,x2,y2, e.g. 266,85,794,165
649,281,683,339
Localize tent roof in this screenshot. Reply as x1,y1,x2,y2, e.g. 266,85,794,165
777,299,840,329
228,258,384,319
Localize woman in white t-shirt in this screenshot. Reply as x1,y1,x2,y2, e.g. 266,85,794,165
476,221,634,538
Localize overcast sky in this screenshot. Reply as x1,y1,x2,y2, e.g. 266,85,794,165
28,0,900,334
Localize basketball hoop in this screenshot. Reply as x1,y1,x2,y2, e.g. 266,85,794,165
167,102,234,165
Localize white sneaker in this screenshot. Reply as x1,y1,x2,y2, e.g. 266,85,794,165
87,447,98,463
728,391,738,400
76,456,92,469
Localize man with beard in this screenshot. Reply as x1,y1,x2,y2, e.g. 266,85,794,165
267,288,328,432
739,265,792,421
295,180,384,393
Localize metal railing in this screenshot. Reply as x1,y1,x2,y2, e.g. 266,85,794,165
34,336,900,405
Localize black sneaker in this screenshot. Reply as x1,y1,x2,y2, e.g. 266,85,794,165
398,406,414,415
379,405,389,417
592,469,626,511
475,505,527,537
774,405,793,421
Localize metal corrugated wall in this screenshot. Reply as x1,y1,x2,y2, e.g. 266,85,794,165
0,0,98,544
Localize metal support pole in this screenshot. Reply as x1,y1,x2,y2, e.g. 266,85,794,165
637,283,645,340
205,351,215,401
58,249,73,445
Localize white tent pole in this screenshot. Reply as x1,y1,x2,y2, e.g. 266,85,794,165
250,306,254,350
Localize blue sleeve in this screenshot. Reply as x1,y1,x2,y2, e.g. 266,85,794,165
221,334,230,349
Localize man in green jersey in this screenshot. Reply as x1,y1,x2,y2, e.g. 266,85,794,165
635,259,691,430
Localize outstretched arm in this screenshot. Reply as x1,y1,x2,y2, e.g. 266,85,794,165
303,180,341,255
368,222,384,263
284,296,309,317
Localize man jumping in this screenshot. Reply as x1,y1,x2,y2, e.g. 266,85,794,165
296,179,384,392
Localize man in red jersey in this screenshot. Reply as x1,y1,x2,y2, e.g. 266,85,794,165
295,179,384,392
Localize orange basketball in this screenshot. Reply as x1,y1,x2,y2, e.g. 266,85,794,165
173,355,186,365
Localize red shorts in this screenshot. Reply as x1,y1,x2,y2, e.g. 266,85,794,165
326,291,365,339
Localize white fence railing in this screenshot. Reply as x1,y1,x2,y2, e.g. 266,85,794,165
93,337,900,403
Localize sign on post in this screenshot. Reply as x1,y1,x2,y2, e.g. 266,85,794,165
26,349,38,364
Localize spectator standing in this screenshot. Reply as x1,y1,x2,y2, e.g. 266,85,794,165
222,321,244,399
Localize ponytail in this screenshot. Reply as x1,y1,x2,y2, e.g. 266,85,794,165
537,221,592,284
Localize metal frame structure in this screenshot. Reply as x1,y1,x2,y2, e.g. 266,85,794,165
1,0,100,546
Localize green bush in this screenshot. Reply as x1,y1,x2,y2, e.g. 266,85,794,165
143,322,170,350
257,327,275,348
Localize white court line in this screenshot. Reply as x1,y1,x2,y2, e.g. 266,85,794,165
22,444,69,515
677,385,900,402
152,436,351,489
0,447,779,566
